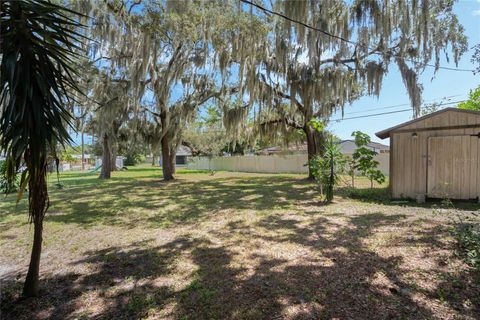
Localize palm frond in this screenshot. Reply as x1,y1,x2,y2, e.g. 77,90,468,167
0,0,84,204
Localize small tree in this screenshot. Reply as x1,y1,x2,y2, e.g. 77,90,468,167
458,86,480,111
0,0,82,296
310,138,345,203
308,119,345,203
352,131,386,188
346,155,356,188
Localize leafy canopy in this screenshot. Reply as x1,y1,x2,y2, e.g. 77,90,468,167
458,87,480,111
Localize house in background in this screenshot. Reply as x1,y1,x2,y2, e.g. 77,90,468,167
159,145,192,166
71,154,95,170
244,140,388,175
337,140,390,154
258,144,308,155
259,140,389,156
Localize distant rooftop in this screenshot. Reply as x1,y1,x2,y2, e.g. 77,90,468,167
177,145,192,156
337,139,390,150
260,140,389,155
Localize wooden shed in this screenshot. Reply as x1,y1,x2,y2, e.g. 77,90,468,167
376,108,480,200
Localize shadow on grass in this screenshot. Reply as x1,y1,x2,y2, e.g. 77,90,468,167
2,171,317,229
3,168,479,228
2,211,478,319
338,186,480,211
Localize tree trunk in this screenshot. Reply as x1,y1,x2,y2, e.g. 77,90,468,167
327,152,334,203
99,133,112,179
111,122,120,171
23,218,43,297
23,155,48,297
81,129,85,171
111,145,117,171
305,126,318,180
161,135,174,181
152,155,156,166
170,149,176,174
305,126,327,179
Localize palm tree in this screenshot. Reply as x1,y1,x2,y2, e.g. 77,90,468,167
0,0,83,297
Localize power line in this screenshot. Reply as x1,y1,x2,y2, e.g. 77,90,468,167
343,94,463,115
240,0,475,73
331,100,466,122
333,108,414,121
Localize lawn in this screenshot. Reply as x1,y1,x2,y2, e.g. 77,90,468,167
0,167,479,319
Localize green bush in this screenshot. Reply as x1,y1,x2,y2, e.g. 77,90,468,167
451,223,480,270
124,153,145,166
0,160,18,194
344,186,390,202
309,139,346,203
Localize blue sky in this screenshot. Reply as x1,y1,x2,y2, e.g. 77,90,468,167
328,0,480,144
72,1,480,148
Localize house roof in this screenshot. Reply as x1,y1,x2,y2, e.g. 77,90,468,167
337,139,389,150
375,108,480,139
259,144,308,154
260,139,389,154
177,145,192,156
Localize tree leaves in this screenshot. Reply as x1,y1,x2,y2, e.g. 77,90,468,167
458,86,480,111
0,0,83,206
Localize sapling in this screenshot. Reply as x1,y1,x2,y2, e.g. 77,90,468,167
352,131,385,188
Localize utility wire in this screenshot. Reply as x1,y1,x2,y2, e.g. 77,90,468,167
332,100,466,122
344,94,463,115
240,0,475,73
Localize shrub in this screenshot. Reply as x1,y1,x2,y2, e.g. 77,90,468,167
0,160,18,194
309,138,346,203
124,153,145,166
451,222,480,270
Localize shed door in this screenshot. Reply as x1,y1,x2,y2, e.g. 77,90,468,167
427,135,478,199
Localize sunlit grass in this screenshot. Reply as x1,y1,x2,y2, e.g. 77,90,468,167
1,167,479,320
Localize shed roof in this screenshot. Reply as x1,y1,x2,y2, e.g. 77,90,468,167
375,108,480,139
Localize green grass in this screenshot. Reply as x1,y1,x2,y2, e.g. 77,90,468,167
1,167,479,320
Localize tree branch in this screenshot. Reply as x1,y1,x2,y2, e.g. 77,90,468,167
259,77,305,113
128,0,142,14
92,55,133,63
259,118,303,130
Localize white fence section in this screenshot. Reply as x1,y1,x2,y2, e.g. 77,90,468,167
60,163,71,172
95,156,125,169
187,153,390,175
